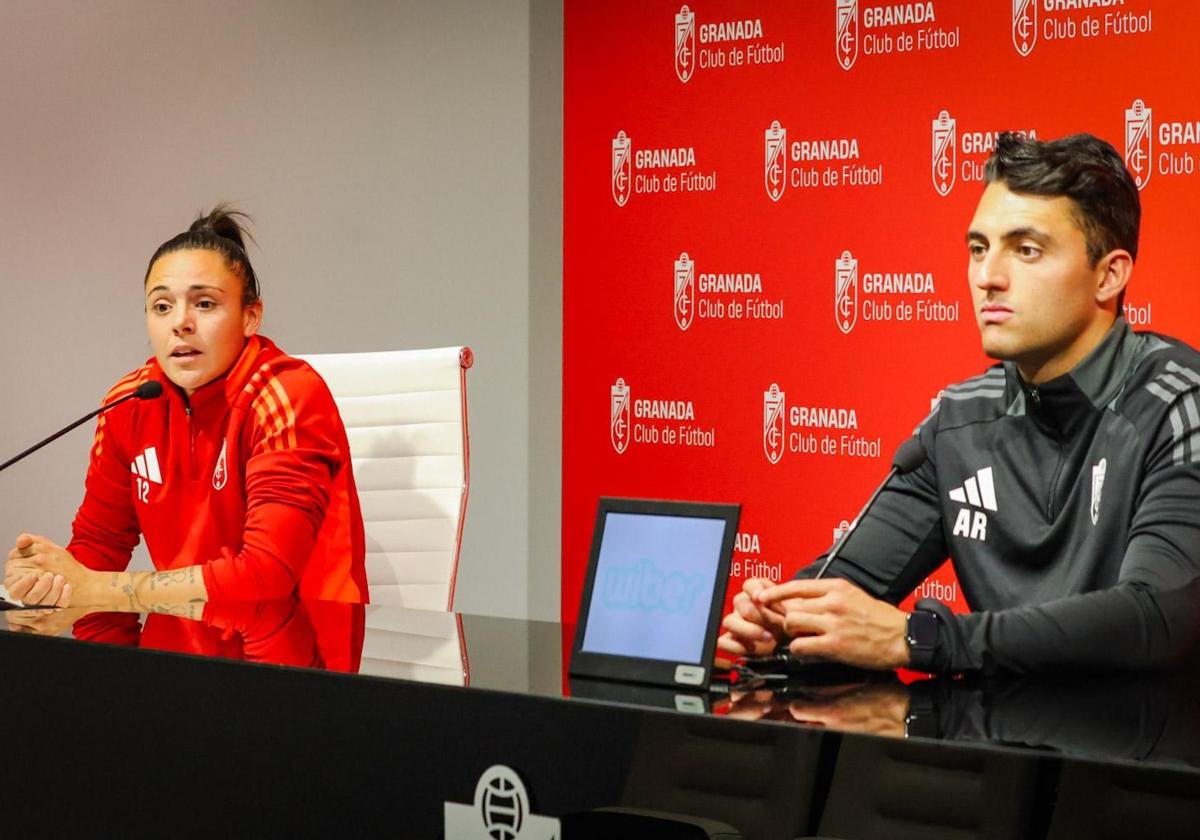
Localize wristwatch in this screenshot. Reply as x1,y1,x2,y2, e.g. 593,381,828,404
906,608,940,673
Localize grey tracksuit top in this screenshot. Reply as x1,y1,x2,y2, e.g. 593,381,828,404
803,318,1200,674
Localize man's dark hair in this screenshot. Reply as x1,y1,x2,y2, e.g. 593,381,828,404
144,203,260,305
984,133,1141,266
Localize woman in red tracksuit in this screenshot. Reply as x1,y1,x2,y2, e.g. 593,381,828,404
4,207,367,662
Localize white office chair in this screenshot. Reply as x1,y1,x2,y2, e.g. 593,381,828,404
299,346,472,611
357,605,469,686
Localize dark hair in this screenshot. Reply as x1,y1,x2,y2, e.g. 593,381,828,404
984,133,1140,267
144,203,260,305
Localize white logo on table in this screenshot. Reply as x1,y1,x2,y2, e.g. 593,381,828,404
444,764,560,840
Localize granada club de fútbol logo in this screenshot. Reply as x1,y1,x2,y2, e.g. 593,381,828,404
611,378,631,454
1123,98,1199,187
1012,0,1036,57
674,252,695,331
932,110,956,197
1125,99,1152,191
1014,2,1153,56
763,384,786,465
671,251,784,327
612,130,632,206
675,5,696,82
760,386,879,462
836,0,858,70
765,121,787,201
835,250,859,335
834,249,958,329
609,379,714,451
610,131,715,203
674,4,783,83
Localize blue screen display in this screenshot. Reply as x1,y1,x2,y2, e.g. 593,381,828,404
580,512,727,664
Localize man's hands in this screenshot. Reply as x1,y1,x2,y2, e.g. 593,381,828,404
5,534,98,608
717,576,911,671
715,577,789,666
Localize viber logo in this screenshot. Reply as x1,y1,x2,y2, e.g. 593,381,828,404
602,559,707,614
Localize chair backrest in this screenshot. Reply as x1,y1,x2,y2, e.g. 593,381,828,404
298,346,472,611
358,605,469,686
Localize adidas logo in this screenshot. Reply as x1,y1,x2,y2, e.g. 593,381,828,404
130,446,162,503
130,446,162,483
948,466,995,541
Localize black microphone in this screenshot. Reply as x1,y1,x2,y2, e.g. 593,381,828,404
814,436,927,579
0,380,164,474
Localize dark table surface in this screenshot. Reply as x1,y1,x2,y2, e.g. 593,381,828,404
2,597,1198,838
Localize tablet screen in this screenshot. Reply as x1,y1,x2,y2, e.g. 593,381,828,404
580,511,727,664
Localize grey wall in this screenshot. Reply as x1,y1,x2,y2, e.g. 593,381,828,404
0,0,562,621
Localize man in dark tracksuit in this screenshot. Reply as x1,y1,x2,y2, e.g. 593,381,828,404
718,133,1200,675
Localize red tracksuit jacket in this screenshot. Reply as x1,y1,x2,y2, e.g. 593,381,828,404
68,335,367,655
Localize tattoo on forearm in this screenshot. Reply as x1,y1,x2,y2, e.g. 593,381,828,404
150,567,196,589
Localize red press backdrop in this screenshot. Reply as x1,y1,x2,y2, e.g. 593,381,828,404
563,0,1200,626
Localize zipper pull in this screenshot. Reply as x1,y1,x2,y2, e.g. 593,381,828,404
1029,386,1040,406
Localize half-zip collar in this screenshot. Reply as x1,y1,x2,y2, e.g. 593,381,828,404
1002,318,1156,438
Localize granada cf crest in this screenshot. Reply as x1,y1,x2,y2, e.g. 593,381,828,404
835,250,858,335
675,5,696,83
612,130,632,206
1090,457,1107,525
932,111,956,197
763,384,786,464
1012,0,1036,57
212,440,228,490
1125,99,1152,191
673,252,695,331
611,378,631,454
765,121,787,202
836,0,858,71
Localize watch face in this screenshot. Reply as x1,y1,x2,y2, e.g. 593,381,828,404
908,611,938,648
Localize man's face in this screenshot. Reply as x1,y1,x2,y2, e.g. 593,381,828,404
966,181,1109,383
145,249,262,395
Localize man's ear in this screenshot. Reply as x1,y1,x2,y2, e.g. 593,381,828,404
1095,249,1133,305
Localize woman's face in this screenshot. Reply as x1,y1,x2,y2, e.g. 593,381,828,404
145,249,262,395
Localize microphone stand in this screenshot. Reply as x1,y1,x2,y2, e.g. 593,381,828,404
0,383,162,475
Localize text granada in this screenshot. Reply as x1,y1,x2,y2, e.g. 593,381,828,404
789,407,859,429
699,19,763,43
635,147,697,168
864,3,935,28
698,273,762,294
792,139,859,162
1045,0,1125,10
862,272,935,294
634,400,695,420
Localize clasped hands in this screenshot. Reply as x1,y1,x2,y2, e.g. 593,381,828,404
4,533,93,608
716,576,911,671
